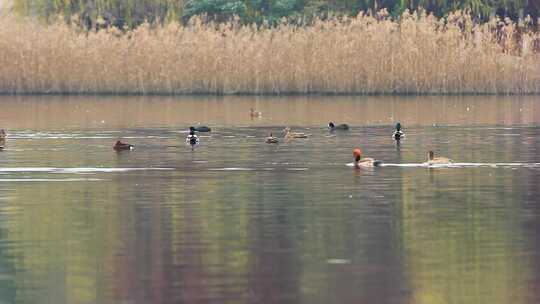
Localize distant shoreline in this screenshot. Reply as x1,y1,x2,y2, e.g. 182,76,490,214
1,11,539,95
1,92,540,97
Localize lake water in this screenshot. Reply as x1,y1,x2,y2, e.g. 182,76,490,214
0,95,539,304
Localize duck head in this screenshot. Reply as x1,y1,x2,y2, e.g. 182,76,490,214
353,148,362,162
428,150,434,160
329,122,335,129
396,122,401,131
115,140,122,146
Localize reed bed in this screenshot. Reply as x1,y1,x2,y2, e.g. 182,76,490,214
0,11,539,95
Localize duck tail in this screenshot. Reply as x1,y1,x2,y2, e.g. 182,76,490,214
373,160,383,167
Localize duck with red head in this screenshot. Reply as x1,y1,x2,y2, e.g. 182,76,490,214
353,148,382,168
113,140,134,151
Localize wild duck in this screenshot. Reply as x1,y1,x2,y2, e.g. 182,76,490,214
392,123,404,140
328,122,349,131
425,150,452,165
265,133,279,144
192,126,211,132
186,128,199,146
283,127,308,139
113,140,133,151
250,108,262,118
353,148,382,168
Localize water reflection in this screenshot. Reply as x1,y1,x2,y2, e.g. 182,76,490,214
0,99,539,303
0,95,539,130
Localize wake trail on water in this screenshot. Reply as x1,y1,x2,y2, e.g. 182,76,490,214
0,167,174,173
0,178,103,182
347,163,540,168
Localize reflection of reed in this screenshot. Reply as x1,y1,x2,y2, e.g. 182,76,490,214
0,95,539,130
521,134,540,303
247,195,301,303
400,166,531,304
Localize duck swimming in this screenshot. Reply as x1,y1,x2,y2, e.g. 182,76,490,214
392,123,404,141
283,127,308,139
193,126,211,132
353,148,382,168
113,140,134,151
425,150,452,165
0,134,5,150
186,127,200,146
265,133,279,144
250,108,262,118
0,129,6,139
328,122,349,131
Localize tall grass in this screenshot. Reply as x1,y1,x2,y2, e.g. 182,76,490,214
0,10,539,95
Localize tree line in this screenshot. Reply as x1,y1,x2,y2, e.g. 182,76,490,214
10,0,540,28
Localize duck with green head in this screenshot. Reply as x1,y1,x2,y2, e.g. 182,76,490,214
186,127,200,146
392,123,404,141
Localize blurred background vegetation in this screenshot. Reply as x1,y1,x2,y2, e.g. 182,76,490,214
8,0,540,28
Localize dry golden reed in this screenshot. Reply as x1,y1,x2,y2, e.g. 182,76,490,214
0,10,539,95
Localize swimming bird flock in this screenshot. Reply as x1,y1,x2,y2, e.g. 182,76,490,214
0,119,454,169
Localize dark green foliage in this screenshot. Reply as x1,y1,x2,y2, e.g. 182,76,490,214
13,0,185,28
184,0,247,22
12,0,540,27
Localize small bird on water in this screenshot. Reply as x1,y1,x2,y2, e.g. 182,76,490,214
392,122,404,141
328,122,349,131
0,129,5,151
186,127,200,147
425,150,452,165
250,108,262,118
192,126,211,132
113,140,134,151
265,133,279,144
353,148,382,168
283,127,308,140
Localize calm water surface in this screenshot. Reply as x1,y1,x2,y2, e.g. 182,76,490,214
0,95,539,304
